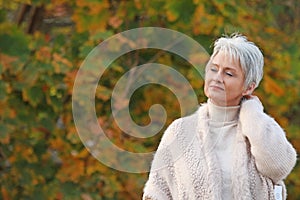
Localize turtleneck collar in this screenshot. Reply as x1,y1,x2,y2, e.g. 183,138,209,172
207,99,240,122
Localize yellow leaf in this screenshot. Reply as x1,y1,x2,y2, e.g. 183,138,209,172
86,159,106,176
76,148,89,159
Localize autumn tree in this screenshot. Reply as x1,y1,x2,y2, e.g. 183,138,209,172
0,0,299,199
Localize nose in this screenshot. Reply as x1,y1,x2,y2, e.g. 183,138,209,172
213,71,223,83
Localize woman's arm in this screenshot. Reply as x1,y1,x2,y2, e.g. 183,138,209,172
239,96,297,183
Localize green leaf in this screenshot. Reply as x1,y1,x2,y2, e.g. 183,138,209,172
61,182,81,198
22,86,44,107
0,80,7,101
0,124,8,138
0,28,30,60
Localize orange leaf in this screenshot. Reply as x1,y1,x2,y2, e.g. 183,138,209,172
263,75,285,97
1,187,10,200
0,53,18,71
166,10,178,22
108,16,123,29
56,158,85,183
134,0,142,9
81,194,93,200
36,46,51,61
49,137,66,151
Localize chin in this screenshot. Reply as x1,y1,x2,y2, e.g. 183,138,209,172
207,92,226,102
209,97,227,106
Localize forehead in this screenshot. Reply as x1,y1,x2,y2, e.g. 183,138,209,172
211,51,242,70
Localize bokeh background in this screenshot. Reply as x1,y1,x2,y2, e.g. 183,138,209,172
0,0,299,199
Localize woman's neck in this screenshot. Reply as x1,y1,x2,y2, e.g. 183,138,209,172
208,99,240,122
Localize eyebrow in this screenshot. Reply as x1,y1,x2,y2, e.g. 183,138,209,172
210,62,237,72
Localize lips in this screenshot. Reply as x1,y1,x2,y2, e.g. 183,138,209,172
209,85,224,91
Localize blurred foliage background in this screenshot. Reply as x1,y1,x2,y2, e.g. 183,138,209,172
0,0,299,199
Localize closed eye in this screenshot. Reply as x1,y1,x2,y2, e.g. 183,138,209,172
210,67,218,72
226,72,233,77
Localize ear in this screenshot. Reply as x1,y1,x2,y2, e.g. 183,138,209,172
242,82,256,96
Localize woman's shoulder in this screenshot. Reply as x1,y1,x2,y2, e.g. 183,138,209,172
155,103,208,163
168,103,207,128
161,103,208,139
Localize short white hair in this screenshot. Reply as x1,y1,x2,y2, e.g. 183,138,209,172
209,33,264,89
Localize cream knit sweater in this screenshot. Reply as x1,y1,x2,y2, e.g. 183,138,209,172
207,99,240,199
143,98,297,200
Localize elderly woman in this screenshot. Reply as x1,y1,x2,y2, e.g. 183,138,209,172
143,34,297,200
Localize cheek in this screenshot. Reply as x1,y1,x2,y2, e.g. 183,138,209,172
204,77,211,98
204,71,212,85
204,84,209,97
225,80,244,96
204,81,209,97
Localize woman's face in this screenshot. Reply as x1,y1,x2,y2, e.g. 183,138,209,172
204,51,249,106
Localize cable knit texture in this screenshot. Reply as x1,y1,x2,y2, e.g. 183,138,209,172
143,98,297,200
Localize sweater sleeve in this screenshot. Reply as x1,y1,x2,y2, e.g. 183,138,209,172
239,96,297,184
